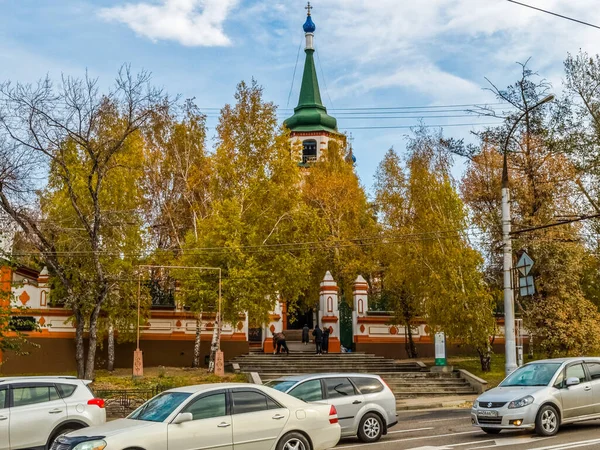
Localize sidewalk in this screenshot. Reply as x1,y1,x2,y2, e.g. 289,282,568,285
396,395,477,411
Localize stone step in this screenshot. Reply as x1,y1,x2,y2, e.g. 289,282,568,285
395,389,477,399
384,380,470,387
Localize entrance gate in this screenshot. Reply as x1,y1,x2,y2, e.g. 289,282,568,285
339,301,353,350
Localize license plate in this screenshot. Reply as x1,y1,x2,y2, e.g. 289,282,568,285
477,410,498,417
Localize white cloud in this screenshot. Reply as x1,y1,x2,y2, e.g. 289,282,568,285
98,0,239,47
255,0,600,104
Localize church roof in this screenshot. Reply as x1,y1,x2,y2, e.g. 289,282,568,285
284,9,338,134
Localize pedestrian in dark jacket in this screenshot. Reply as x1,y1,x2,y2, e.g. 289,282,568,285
274,332,289,355
312,326,323,355
322,327,330,354
302,324,309,345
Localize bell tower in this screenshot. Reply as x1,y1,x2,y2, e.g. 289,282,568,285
284,3,342,166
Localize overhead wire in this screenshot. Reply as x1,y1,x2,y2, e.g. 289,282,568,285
505,0,600,30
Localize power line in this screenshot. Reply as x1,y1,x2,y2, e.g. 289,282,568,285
505,0,600,30
340,122,503,130
197,103,512,112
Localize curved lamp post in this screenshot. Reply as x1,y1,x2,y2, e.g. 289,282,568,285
502,94,554,376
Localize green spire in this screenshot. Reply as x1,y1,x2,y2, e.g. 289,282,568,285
284,12,338,134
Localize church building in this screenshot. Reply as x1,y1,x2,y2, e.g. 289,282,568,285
284,3,346,165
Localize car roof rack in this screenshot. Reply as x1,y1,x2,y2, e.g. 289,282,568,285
0,375,78,383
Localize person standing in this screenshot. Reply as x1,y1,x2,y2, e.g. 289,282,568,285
302,324,309,345
322,327,330,354
313,325,323,355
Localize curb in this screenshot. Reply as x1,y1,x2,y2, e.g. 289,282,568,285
397,399,474,411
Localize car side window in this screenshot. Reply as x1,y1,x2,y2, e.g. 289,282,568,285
351,377,384,395
553,370,565,389
232,391,268,415
12,385,60,407
324,378,356,399
183,393,227,421
289,380,323,402
0,388,6,409
586,363,600,381
56,384,77,399
566,363,587,383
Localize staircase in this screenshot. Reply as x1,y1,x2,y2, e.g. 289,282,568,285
231,352,478,401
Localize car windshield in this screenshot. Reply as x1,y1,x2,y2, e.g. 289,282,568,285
500,363,562,387
264,380,297,393
128,392,191,422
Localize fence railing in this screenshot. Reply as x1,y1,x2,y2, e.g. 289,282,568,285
94,385,168,418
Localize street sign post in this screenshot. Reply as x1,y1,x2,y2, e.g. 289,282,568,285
516,252,535,297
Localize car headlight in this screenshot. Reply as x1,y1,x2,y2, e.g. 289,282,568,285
73,440,107,450
473,400,479,408
508,395,534,409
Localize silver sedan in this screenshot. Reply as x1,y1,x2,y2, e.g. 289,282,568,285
472,357,600,436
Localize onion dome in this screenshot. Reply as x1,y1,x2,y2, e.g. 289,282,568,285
303,15,316,33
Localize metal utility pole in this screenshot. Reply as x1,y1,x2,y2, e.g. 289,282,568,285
502,94,554,377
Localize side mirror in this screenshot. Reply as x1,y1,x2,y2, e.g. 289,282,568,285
566,377,580,387
172,412,193,424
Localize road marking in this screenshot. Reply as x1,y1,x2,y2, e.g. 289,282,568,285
469,436,551,449
388,427,435,434
523,438,600,450
447,439,496,447
336,431,481,448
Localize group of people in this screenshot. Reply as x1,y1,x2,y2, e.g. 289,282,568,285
307,324,330,354
272,324,331,355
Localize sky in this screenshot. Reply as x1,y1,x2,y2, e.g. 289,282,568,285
1,0,600,193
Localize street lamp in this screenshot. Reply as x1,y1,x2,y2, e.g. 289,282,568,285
502,94,554,376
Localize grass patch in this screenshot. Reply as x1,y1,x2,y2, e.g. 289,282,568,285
449,356,507,388
92,366,247,391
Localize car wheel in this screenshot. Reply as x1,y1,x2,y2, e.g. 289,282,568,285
535,405,560,436
358,413,383,443
481,427,501,435
276,431,311,450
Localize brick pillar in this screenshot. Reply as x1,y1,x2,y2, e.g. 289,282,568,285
319,271,341,353
352,275,369,345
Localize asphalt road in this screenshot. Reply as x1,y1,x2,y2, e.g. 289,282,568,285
334,409,600,450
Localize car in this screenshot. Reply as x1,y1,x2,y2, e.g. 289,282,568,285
472,357,600,436
0,375,106,450
265,373,397,443
53,383,341,450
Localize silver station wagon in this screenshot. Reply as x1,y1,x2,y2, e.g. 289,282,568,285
266,373,397,443
472,357,600,436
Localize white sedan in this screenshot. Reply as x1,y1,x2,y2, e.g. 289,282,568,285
52,383,341,450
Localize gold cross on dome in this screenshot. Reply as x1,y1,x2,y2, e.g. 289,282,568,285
306,2,313,16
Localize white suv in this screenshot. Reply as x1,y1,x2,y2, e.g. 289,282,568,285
0,376,106,450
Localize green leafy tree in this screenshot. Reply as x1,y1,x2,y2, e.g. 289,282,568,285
461,62,600,357
302,141,378,308
0,67,164,378
181,80,317,366
376,130,496,369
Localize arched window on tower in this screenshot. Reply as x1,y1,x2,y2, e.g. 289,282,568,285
302,139,317,163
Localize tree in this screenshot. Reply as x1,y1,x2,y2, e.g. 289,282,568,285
302,141,378,307
0,67,164,378
374,148,421,358
461,62,600,357
181,80,318,364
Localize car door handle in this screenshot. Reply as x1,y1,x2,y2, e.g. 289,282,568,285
0,416,7,421
585,386,592,391
49,409,63,414
272,414,286,420
217,422,231,428
352,400,362,405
